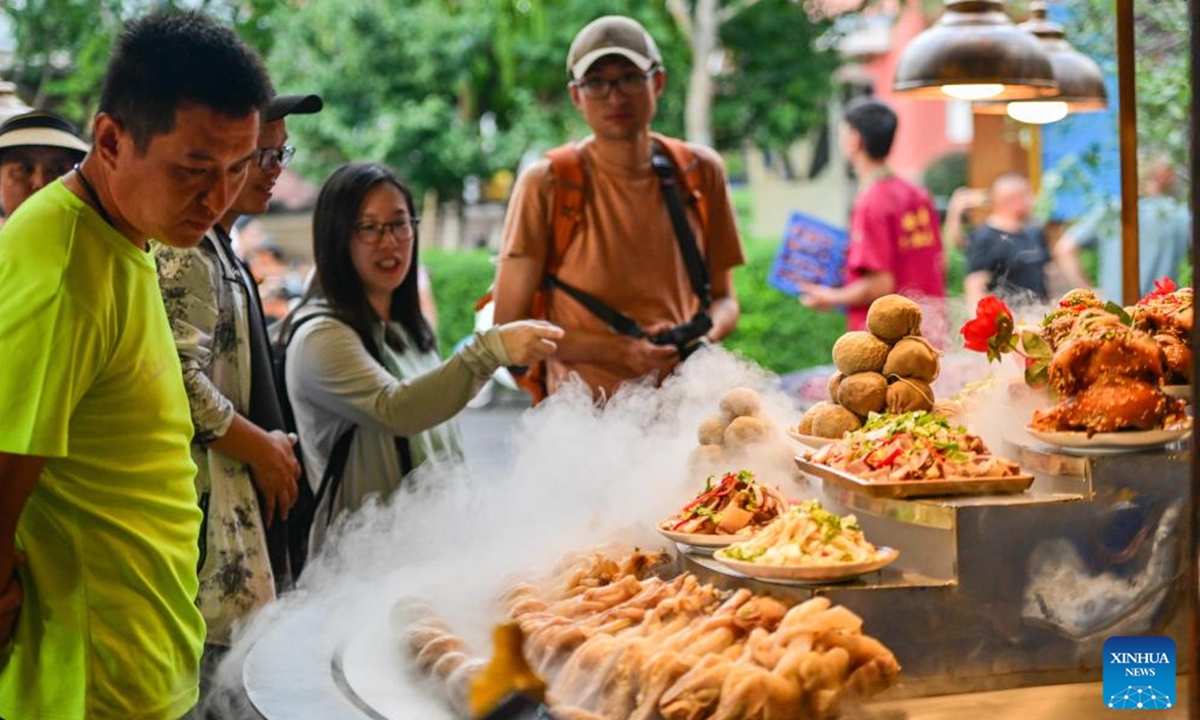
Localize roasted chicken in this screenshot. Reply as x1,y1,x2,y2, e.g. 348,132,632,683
1032,301,1187,436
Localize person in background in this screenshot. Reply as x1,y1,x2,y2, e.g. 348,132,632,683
799,97,946,335
962,172,1052,308
283,162,561,553
156,93,321,699
941,185,987,251
0,10,271,720
0,109,89,216
493,15,744,401
1055,157,1191,302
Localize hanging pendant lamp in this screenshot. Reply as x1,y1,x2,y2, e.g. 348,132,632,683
975,1,1108,122
893,0,1058,101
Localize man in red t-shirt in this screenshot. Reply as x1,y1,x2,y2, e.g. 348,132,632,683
800,98,945,336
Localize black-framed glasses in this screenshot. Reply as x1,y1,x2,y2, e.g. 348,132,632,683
354,217,420,244
571,68,657,99
254,145,295,171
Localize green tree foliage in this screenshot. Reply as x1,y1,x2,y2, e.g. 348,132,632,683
265,0,688,198
1056,0,1190,184
2,0,288,124
713,0,839,154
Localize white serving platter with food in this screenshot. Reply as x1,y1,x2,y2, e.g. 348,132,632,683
656,526,752,548
1162,384,1192,401
786,428,835,449
795,457,1035,499
712,546,899,584
1026,421,1192,452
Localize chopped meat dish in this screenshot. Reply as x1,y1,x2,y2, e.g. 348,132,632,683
660,471,789,536
805,411,1021,482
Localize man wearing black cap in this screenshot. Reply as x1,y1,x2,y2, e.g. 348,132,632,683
0,109,89,216
155,93,321,671
493,15,744,401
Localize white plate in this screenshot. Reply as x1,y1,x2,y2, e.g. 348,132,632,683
1163,384,1192,400
711,547,899,584
786,428,837,449
657,526,752,548
1026,422,1192,451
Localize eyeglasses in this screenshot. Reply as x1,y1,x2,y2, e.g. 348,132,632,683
571,68,657,99
354,217,419,244
254,145,295,171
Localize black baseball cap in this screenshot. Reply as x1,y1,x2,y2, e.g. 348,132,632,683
264,94,323,122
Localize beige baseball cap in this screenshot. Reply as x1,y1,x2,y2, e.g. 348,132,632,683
566,16,662,80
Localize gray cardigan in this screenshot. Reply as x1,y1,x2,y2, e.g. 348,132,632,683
285,303,511,551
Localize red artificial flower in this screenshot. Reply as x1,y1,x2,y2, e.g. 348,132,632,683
1140,276,1178,304
960,296,1013,355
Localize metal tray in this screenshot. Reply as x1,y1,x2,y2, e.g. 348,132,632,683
795,457,1035,499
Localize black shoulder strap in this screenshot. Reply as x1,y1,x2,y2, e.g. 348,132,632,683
544,144,713,341
283,310,415,521
651,142,712,309
545,275,645,339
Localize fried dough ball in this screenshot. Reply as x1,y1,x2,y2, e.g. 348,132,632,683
832,331,890,375
883,336,940,382
798,401,831,434
697,415,728,446
867,294,923,342
837,372,888,417
724,415,772,446
887,377,935,414
809,404,862,439
719,387,763,419
827,372,844,402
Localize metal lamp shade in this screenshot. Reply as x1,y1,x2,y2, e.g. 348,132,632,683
975,2,1107,117
894,0,1058,101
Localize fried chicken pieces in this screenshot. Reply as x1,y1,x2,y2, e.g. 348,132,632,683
396,549,899,720
1032,308,1187,436
1129,286,1193,384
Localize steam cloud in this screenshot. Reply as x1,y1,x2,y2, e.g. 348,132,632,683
208,347,809,718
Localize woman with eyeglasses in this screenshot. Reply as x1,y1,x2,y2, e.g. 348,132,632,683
283,162,562,553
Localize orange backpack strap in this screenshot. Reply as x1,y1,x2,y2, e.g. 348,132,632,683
502,143,587,406
544,143,587,275
649,132,708,232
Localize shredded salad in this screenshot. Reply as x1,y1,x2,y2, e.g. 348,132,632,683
716,501,878,566
660,470,789,535
806,411,1020,482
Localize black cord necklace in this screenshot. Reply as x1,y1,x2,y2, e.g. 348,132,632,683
72,164,119,230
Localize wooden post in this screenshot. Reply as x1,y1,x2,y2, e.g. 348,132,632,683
1115,0,1139,306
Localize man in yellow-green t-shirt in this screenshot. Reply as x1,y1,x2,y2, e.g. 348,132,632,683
0,11,271,720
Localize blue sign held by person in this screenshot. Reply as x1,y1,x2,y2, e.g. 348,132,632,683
767,212,848,296
1103,636,1175,710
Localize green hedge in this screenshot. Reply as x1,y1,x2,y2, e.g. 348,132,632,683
722,238,845,373
422,239,847,375
421,248,497,353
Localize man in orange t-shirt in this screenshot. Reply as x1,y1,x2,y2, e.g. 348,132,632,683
493,15,745,401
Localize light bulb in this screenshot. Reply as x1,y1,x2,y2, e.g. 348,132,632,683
941,84,1005,101
1006,100,1069,124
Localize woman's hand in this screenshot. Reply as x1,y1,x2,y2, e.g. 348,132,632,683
496,320,564,366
